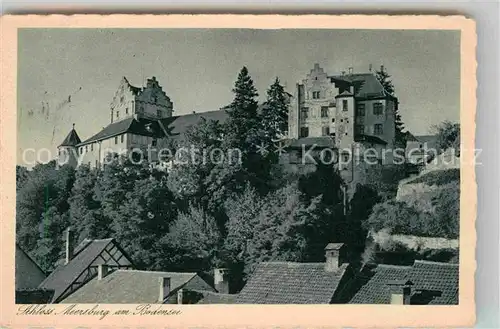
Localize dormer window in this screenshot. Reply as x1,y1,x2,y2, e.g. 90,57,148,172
145,124,153,133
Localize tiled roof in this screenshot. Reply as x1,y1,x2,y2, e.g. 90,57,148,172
409,260,458,305
355,134,388,145
235,262,349,304
195,291,239,304
159,109,229,142
349,264,412,304
330,73,389,99
79,117,164,145
59,128,82,147
349,260,459,305
287,136,336,149
62,270,207,304
38,238,116,302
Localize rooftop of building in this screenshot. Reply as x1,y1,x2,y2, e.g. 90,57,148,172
235,261,350,304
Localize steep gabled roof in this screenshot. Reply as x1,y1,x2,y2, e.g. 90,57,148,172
330,73,390,99
38,238,132,303
79,117,164,145
236,262,349,304
62,270,208,304
59,128,82,147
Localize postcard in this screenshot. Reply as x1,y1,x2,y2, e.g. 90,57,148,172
1,14,476,328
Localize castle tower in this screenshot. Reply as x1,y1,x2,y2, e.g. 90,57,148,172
58,123,81,168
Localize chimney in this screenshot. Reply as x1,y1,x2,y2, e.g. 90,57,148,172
348,67,353,75
324,243,345,272
65,227,74,265
387,279,413,305
214,268,230,294
177,289,184,304
158,277,171,303
97,264,109,280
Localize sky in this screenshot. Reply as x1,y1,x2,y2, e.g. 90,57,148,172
17,28,460,165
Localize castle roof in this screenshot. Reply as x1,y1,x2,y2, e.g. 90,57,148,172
59,126,81,147
159,109,230,142
330,73,392,99
79,117,165,145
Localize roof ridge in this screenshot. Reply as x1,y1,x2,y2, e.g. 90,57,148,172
414,260,459,267
377,263,413,269
116,269,197,275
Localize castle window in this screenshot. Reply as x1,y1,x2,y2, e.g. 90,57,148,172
91,143,93,151
374,124,383,135
120,96,125,103
300,127,309,138
356,103,366,116
152,138,157,147
332,118,335,123
121,135,124,143
116,111,119,119
115,136,118,144
95,160,98,168
322,126,330,136
312,91,320,99
85,145,88,153
125,107,129,114
300,107,309,120
355,124,365,135
373,103,383,115
321,106,329,118
342,100,348,111
79,147,82,154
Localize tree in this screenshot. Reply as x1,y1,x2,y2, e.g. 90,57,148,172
16,165,29,191
224,66,260,149
158,205,221,272
432,120,460,156
16,161,74,254
34,207,70,272
262,77,289,139
375,65,406,148
115,175,177,269
68,164,102,241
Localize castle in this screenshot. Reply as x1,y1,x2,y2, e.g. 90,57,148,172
58,64,398,171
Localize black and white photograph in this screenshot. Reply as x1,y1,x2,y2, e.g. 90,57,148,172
12,24,467,310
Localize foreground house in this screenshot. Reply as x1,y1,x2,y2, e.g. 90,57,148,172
15,244,46,290
235,243,355,304
38,228,134,303
349,260,459,305
62,269,216,304
15,244,54,303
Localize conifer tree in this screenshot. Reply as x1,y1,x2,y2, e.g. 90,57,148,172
375,65,406,148
262,77,289,139
224,66,260,149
